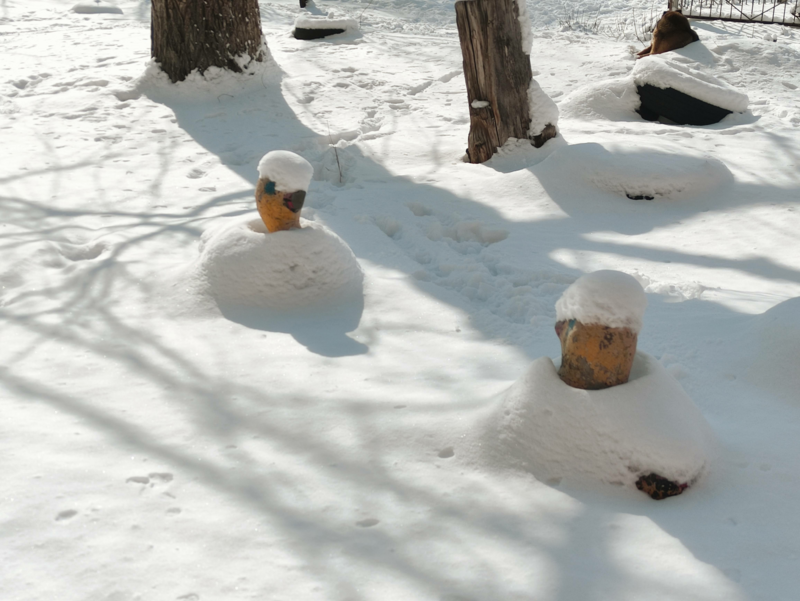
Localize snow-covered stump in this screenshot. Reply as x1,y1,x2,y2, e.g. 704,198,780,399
191,150,363,313
455,0,558,163
556,320,638,390
255,151,314,233
555,271,646,390
552,271,699,499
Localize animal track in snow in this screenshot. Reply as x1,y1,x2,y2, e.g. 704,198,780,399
355,518,380,528
58,241,107,261
126,472,174,486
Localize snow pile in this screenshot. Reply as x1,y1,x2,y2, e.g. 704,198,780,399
193,217,363,310
71,2,122,14
555,270,647,332
744,297,800,401
117,50,277,103
257,151,314,192
536,142,734,200
558,76,641,122
633,50,750,113
294,15,359,32
488,352,716,488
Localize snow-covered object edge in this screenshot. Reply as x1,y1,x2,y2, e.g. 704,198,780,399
556,270,647,333
633,52,749,113
294,16,359,32
516,0,533,55
72,2,123,14
489,352,715,488
257,151,314,192
194,217,363,310
516,0,559,136
528,78,559,138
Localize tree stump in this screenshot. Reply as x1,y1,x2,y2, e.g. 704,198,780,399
255,178,305,233
455,0,557,163
556,320,638,390
151,0,265,83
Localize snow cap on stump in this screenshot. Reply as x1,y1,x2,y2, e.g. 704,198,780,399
257,151,314,193
556,270,647,334
556,271,647,391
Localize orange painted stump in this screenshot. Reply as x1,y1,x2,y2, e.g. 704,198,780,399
255,150,313,233
556,319,638,390
255,176,305,233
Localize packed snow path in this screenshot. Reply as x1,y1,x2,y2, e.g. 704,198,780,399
1,1,800,600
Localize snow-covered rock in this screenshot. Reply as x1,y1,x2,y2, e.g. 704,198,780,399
556,270,647,333
257,151,314,193
194,217,363,310
487,352,716,489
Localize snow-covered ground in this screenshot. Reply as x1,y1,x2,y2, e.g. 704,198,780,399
2,0,800,599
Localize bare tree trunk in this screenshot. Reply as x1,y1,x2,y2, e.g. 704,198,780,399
455,0,556,163
151,0,265,83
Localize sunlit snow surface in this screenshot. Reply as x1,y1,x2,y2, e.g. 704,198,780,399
2,0,800,600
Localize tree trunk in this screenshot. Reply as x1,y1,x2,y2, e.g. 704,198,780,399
455,0,555,163
151,0,265,83
555,320,638,390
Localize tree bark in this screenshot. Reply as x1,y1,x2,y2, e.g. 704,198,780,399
151,0,265,83
455,0,555,163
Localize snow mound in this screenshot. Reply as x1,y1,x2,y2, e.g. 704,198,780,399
194,217,363,310
558,77,641,122
72,2,123,15
633,49,750,113
257,151,314,192
556,270,647,333
744,297,800,401
294,15,359,32
488,352,716,488
538,142,733,200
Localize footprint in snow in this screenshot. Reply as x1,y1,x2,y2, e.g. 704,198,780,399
438,447,455,458
55,509,78,521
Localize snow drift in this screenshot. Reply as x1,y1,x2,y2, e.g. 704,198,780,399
192,217,363,310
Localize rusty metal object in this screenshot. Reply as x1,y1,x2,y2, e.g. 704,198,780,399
636,473,687,500
255,177,304,233
556,319,638,390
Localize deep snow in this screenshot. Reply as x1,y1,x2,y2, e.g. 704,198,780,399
1,0,800,600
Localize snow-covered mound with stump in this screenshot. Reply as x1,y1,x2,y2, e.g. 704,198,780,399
192,217,363,310
486,352,716,488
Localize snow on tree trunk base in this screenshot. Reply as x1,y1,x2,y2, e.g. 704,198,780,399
556,320,638,390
